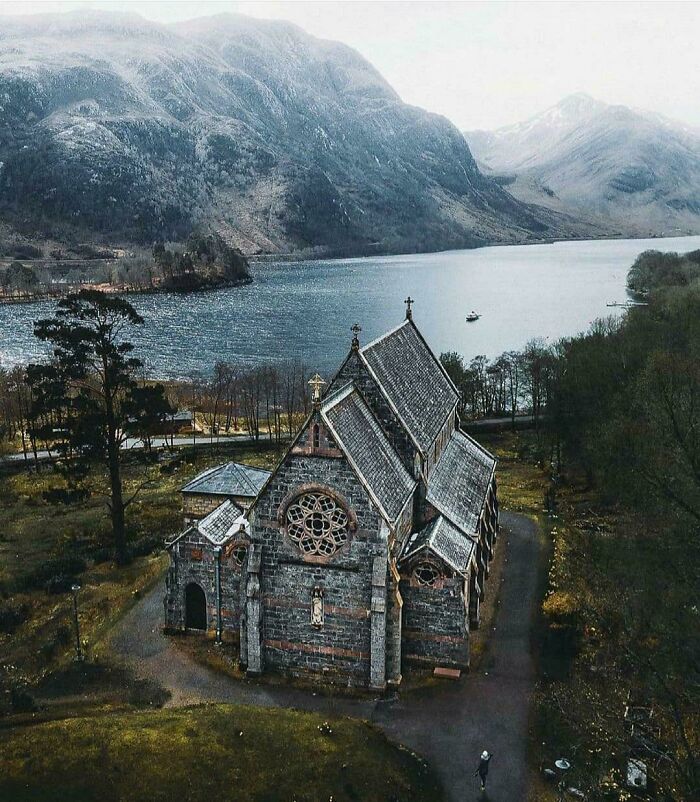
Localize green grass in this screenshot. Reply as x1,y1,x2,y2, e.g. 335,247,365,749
0,704,443,802
0,444,279,591
0,444,281,686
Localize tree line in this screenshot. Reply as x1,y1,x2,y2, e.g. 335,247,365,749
440,340,554,426
0,232,251,301
0,290,311,563
439,259,699,799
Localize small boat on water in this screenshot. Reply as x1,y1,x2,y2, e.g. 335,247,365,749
465,311,481,322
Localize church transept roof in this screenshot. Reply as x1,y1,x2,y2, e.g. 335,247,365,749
400,514,476,575
322,382,416,524
426,430,496,535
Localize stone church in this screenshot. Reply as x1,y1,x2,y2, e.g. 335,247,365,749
164,302,498,690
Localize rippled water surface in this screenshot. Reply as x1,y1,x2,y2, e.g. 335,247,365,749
2,235,699,378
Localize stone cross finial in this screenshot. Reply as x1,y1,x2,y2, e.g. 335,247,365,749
308,373,327,407
351,322,362,350
404,296,414,320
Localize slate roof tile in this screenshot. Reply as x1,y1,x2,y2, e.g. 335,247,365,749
361,320,459,453
322,384,416,523
400,515,475,574
182,462,271,498
426,430,496,534
198,499,246,545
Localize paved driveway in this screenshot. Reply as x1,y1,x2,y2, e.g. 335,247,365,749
108,511,542,802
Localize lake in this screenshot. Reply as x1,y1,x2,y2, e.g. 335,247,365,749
1,234,699,379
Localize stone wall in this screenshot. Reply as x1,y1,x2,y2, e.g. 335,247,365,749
182,492,250,525
400,573,470,669
249,439,388,687
164,528,246,641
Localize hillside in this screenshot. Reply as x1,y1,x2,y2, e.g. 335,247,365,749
465,93,700,237
0,11,599,257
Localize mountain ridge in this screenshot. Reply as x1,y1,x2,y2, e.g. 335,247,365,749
464,94,700,237
0,10,601,256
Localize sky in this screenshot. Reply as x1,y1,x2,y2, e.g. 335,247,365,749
1,1,699,131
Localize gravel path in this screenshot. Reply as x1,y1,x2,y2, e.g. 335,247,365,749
108,511,543,802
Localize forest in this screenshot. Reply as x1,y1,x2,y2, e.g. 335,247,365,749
440,254,699,799
0,232,251,301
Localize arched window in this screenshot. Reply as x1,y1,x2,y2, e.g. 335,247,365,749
312,423,320,449
286,491,349,557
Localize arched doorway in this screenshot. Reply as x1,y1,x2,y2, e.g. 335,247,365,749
185,583,207,631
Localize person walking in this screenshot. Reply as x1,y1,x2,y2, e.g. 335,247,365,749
474,750,492,791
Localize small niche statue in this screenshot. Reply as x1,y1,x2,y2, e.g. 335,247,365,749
311,587,324,627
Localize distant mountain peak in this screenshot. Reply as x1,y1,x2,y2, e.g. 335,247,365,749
463,94,700,238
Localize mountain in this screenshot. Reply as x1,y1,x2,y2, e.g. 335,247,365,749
464,93,700,237
0,11,598,257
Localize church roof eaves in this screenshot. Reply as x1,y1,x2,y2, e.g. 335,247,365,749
400,515,476,576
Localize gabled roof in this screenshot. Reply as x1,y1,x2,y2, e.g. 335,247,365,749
198,499,246,545
322,383,416,525
426,430,496,535
400,515,476,575
360,320,459,454
181,461,272,498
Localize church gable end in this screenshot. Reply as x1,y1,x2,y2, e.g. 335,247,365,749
248,412,389,686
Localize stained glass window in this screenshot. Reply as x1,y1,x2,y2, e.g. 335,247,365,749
286,492,349,557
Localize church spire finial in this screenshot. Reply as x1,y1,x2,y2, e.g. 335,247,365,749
309,373,327,409
404,296,414,320
351,322,362,351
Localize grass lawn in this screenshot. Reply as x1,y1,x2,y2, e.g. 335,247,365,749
0,703,444,802
0,443,281,690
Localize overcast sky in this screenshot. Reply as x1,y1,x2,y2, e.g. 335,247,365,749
2,1,699,131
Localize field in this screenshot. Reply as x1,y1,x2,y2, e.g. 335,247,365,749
0,443,280,689
0,703,444,802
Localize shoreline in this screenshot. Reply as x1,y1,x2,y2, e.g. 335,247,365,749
0,275,253,307
248,230,700,264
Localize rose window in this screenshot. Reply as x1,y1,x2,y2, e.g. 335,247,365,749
286,492,349,557
413,562,441,587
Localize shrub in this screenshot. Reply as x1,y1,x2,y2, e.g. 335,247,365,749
11,243,43,259
21,555,87,591
126,535,163,559
0,599,29,633
39,624,73,662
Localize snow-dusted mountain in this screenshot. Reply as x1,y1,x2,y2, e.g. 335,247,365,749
0,11,597,255
464,94,700,237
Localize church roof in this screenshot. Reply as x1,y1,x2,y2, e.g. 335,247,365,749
198,499,246,545
181,461,272,498
360,320,459,454
426,430,496,535
322,383,416,524
400,515,476,575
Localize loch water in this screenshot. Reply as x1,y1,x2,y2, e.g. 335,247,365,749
2,235,699,378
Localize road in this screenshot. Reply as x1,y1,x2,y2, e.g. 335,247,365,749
0,434,268,465
108,511,543,802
